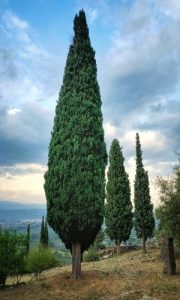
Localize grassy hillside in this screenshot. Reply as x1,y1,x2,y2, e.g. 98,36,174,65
1,249,180,300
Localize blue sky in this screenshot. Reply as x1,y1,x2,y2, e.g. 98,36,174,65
0,0,179,205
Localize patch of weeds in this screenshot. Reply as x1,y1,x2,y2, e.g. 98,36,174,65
162,283,178,294
99,270,111,277
41,282,51,289
112,266,123,275
123,282,133,291
81,290,101,300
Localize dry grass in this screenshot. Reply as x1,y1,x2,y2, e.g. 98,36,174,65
1,249,180,300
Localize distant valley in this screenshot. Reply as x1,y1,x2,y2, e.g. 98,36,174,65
0,201,67,254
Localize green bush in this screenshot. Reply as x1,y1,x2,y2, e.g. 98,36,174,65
0,228,27,287
26,246,58,277
84,247,100,262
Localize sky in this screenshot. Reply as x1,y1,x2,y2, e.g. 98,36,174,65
0,0,179,207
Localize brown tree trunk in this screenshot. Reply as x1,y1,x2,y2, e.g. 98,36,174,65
160,236,176,275
116,240,121,255
142,235,147,254
71,242,81,279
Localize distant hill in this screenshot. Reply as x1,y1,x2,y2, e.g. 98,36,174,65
0,200,45,210
0,201,46,226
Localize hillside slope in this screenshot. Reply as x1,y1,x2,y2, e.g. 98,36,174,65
1,249,180,300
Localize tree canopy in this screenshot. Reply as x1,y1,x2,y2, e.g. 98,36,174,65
44,10,107,278
134,133,155,252
106,139,133,249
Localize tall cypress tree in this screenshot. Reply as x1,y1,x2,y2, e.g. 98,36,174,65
40,216,49,247
106,139,133,254
26,224,30,253
44,219,49,247
134,133,155,253
44,10,107,279
40,216,45,246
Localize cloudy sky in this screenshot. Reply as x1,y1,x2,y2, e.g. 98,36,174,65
0,0,179,206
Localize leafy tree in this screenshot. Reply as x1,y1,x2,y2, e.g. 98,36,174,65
134,133,155,253
11,232,27,285
105,139,133,254
155,156,180,245
44,10,107,279
0,228,27,287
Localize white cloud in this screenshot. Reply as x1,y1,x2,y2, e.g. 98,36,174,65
0,163,46,204
7,108,21,115
87,8,98,23
0,10,63,108
3,11,29,30
122,130,166,151
104,121,118,140
1,101,53,144
157,0,180,20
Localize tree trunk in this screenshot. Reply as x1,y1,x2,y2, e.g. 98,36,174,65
71,242,81,279
142,235,147,254
0,273,7,288
160,235,176,275
116,240,121,255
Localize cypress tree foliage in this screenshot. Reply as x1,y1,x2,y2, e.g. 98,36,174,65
40,216,49,247
26,224,30,253
105,139,133,254
44,219,49,247
134,133,155,253
44,10,107,279
40,216,45,246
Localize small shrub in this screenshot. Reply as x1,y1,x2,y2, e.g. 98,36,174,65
26,246,58,277
84,247,100,262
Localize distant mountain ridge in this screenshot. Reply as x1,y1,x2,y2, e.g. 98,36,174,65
0,200,46,210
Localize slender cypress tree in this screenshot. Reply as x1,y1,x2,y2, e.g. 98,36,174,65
44,10,107,279
44,219,49,247
106,139,133,254
26,224,30,253
134,133,155,253
40,216,49,247
40,216,45,246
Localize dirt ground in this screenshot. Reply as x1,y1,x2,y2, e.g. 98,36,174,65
0,249,180,300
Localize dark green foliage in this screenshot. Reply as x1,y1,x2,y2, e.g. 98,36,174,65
26,224,30,253
26,247,58,278
105,139,133,244
134,133,155,243
83,247,100,262
40,216,48,247
44,219,49,247
40,216,45,246
0,228,27,287
93,228,105,250
156,157,180,245
44,10,107,252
